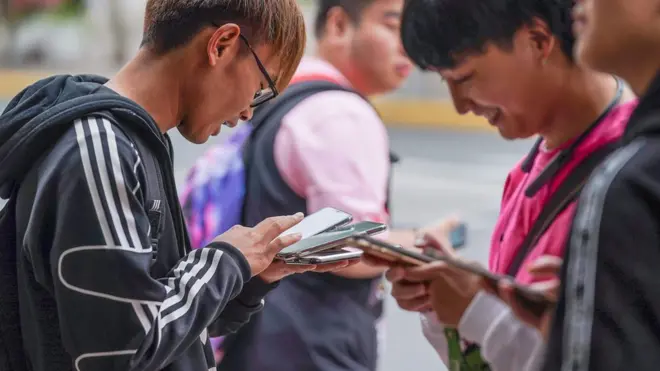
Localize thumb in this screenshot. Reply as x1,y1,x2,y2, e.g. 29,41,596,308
266,233,303,256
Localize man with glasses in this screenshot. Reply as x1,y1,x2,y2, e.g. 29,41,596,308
0,1,353,371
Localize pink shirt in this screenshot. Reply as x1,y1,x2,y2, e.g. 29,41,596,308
489,99,638,284
273,57,391,226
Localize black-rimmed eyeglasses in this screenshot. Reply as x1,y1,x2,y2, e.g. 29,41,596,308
238,34,279,107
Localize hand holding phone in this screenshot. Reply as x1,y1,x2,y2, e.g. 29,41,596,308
488,256,562,336
350,235,555,316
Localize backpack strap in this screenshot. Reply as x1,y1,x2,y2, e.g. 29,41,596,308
240,80,364,223
245,80,359,150
506,141,619,276
241,80,399,220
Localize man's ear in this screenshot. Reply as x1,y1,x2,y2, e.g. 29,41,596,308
526,17,555,65
208,23,241,66
322,6,355,42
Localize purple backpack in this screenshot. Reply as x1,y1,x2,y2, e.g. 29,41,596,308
180,124,253,250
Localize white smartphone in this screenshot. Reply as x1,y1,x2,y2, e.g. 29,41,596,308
278,207,352,240
277,221,388,260
284,247,363,265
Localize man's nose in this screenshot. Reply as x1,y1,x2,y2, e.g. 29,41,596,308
240,107,254,121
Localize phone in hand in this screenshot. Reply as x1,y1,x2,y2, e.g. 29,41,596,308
350,235,554,317
284,247,363,265
449,222,467,249
276,221,387,260
278,207,353,240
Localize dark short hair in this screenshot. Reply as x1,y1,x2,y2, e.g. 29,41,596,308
401,0,576,70
141,0,306,90
314,0,377,38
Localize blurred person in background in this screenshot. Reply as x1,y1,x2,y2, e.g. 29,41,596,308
0,1,355,370
381,0,637,370
537,0,660,369
191,0,458,370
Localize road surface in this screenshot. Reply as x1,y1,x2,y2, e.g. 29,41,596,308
0,101,535,369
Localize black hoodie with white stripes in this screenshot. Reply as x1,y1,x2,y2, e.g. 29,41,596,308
0,75,273,371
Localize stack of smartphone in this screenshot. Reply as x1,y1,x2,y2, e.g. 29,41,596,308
276,207,387,265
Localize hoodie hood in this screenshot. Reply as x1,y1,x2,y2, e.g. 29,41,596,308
0,74,163,199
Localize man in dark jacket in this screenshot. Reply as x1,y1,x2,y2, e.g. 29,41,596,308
0,1,350,371
539,0,660,370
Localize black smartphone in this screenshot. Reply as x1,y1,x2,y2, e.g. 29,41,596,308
276,221,387,260
349,235,436,266
351,235,553,317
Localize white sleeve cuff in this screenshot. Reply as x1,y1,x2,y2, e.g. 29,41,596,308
457,290,510,345
420,311,450,363
458,291,545,370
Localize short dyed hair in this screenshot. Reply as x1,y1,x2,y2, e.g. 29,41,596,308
314,0,376,38
141,0,306,91
401,0,575,70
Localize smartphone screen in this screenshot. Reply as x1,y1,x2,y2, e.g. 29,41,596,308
277,221,387,258
278,207,352,240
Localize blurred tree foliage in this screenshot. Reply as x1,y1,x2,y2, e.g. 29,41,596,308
4,0,83,23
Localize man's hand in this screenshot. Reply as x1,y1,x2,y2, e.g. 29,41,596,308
212,213,304,276
490,255,562,339
386,266,433,312
404,260,482,327
415,216,463,253
259,259,360,284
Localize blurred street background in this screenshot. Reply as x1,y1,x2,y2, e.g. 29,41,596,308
0,1,535,370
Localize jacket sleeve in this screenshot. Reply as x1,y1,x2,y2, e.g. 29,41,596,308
24,116,250,370
544,140,660,371
421,292,544,371
208,278,278,337
458,291,545,371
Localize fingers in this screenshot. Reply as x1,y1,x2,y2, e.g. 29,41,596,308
498,280,552,328
396,294,432,312
401,261,449,282
256,213,305,245
416,216,463,256
286,264,318,275
498,280,537,324
389,270,431,312
385,266,406,283
391,280,427,301
527,255,563,278
480,276,500,295
309,261,352,273
529,279,561,302
265,231,303,255
362,253,395,267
